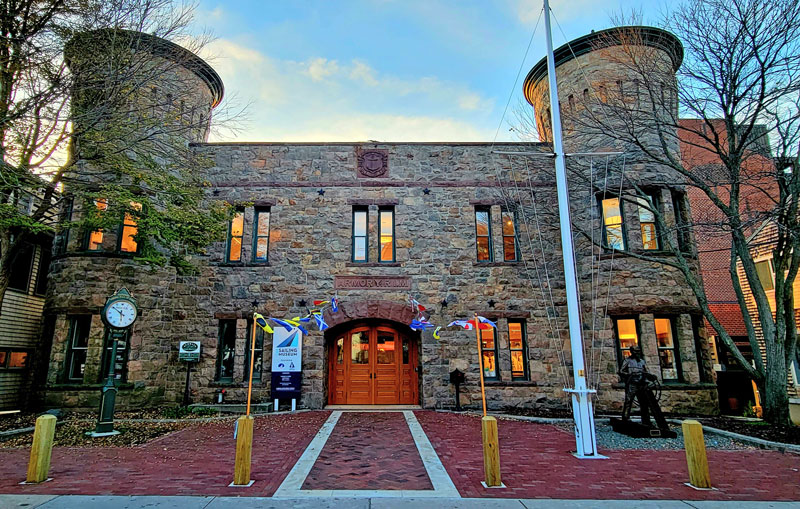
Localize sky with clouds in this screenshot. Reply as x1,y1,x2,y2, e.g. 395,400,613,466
194,0,666,143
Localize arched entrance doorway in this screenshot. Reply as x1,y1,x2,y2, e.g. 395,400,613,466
327,321,419,405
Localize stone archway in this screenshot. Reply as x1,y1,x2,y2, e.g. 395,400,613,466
323,299,418,329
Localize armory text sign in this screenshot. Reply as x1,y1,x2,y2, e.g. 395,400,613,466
334,275,411,290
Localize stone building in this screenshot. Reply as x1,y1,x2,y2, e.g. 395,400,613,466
40,26,719,414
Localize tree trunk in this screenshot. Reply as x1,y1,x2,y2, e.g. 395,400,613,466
763,336,791,425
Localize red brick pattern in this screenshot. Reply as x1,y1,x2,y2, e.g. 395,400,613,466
416,411,800,500
302,412,432,490
0,412,330,497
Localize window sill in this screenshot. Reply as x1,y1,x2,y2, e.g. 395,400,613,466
209,381,267,388
53,251,137,260
597,250,696,261
217,262,271,267
472,261,522,267
485,380,537,387
610,381,716,390
345,262,401,267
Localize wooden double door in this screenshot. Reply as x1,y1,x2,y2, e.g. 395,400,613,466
328,323,419,405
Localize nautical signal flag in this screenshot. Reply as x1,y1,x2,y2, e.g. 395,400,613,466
254,313,273,334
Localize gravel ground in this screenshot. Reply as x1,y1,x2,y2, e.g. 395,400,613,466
555,423,756,450
0,419,193,448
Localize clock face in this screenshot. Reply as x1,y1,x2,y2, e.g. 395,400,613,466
105,300,137,328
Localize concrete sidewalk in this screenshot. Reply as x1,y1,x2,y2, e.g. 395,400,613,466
1,495,799,508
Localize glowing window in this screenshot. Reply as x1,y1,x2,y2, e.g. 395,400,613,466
601,197,625,250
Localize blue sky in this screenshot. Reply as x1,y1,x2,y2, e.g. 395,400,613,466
195,0,664,142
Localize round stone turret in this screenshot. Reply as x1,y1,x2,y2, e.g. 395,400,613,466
65,29,224,146
522,26,682,152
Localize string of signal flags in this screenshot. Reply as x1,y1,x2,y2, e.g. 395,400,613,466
251,294,498,337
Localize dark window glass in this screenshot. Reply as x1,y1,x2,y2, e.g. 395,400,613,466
481,327,499,380
352,208,368,262
65,315,91,382
671,190,691,252
637,195,659,250
252,208,270,263
99,328,130,382
475,208,492,262
501,210,518,261
509,320,529,380
244,321,265,381
226,211,244,262
8,243,34,292
614,317,639,369
54,197,74,255
217,320,236,382
379,207,395,262
35,246,51,296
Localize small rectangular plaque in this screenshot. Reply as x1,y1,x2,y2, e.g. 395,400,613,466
334,275,411,290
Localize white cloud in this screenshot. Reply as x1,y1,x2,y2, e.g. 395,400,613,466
202,38,496,142
514,0,599,25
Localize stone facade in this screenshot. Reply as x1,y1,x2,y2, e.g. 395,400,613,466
40,27,719,414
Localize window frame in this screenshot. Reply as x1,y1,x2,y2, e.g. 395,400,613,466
54,196,74,255
251,207,271,263
636,192,661,251
378,206,395,263
7,242,34,293
64,315,92,382
216,319,237,383
670,189,692,253
599,194,627,251
116,203,141,255
34,245,51,297
225,209,245,263
508,319,529,381
501,209,519,262
244,319,265,381
475,207,494,262
84,199,108,252
0,349,31,370
653,316,683,382
351,206,369,263
613,316,640,369
480,326,500,381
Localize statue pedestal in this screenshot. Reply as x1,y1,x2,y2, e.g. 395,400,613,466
610,417,677,438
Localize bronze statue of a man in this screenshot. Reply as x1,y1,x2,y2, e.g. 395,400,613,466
618,346,669,431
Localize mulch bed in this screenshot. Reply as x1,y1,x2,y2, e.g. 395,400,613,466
699,416,800,445
0,418,194,448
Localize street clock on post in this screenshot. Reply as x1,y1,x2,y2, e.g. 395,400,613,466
102,288,138,330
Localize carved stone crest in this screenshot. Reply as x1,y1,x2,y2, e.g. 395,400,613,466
356,148,388,178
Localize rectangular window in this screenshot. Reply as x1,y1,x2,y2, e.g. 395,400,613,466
216,319,236,382
480,327,499,380
755,259,775,290
601,197,625,250
379,207,395,262
501,210,518,261
86,199,108,251
670,190,691,252
226,210,244,262
475,208,493,262
2,350,29,369
118,202,141,253
54,197,74,255
252,208,270,263
637,196,659,250
654,317,681,381
99,328,130,382
244,320,265,381
614,317,639,368
34,246,51,296
65,315,91,382
352,207,368,262
508,320,528,380
8,243,34,292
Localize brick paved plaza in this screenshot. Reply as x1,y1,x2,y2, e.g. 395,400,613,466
1,410,798,502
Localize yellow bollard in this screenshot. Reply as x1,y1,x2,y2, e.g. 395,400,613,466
481,415,502,487
26,414,57,483
233,415,254,486
682,420,712,489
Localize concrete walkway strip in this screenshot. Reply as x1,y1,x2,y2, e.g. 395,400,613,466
273,410,342,497
402,410,459,497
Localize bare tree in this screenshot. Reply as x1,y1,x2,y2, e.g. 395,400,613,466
0,0,240,312
562,0,800,424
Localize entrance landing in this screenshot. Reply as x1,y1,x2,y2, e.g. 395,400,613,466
274,411,459,498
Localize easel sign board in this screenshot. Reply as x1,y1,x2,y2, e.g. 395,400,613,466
271,327,303,401
179,341,201,362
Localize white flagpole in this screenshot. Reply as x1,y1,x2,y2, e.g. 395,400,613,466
542,0,603,458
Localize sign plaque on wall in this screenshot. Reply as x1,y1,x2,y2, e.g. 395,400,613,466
334,275,412,290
